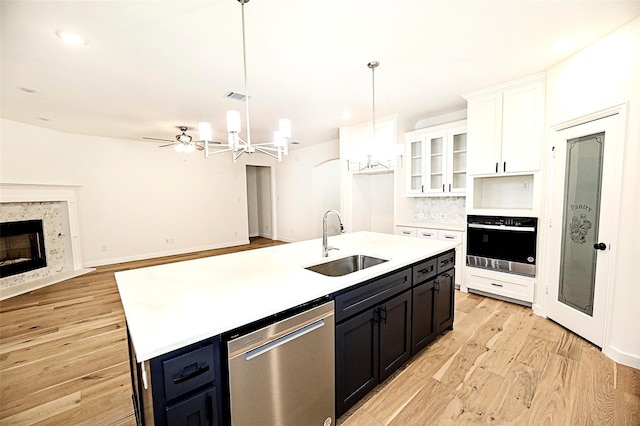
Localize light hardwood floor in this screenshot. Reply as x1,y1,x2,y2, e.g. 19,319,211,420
1,238,638,425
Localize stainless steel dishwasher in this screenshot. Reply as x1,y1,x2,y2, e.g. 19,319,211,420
227,300,335,426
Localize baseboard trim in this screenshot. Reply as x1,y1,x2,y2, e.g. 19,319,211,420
82,240,250,267
604,345,640,369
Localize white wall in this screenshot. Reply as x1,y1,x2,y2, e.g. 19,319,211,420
545,17,640,366
274,140,340,242
312,159,341,238
256,166,273,238
339,115,397,234
0,119,279,266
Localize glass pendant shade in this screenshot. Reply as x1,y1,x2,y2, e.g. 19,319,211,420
226,110,241,133
279,119,292,138
198,122,212,142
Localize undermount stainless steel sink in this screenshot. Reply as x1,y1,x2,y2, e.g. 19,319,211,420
305,254,388,277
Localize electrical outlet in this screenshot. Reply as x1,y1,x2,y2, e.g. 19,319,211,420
165,238,174,244
101,245,107,252
523,180,530,190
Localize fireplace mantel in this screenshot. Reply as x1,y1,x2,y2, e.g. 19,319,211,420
0,183,94,300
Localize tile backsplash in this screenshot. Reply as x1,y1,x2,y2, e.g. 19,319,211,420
412,197,466,224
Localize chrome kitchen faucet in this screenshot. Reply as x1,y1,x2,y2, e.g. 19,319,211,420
322,210,345,257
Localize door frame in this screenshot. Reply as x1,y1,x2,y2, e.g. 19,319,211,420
541,103,627,352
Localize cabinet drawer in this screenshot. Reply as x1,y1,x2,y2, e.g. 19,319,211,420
335,269,411,323
412,258,437,284
438,251,455,273
466,270,533,303
163,344,216,401
416,229,437,239
396,226,416,237
165,386,217,425
437,230,462,244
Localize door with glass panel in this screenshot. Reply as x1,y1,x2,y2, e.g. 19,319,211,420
546,114,620,347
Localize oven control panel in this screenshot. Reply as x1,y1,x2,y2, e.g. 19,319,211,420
467,215,537,228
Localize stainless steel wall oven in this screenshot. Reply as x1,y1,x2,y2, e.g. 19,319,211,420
466,215,538,277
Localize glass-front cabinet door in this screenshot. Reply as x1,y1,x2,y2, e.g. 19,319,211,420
405,120,467,197
407,137,425,195
449,126,467,193
425,131,447,194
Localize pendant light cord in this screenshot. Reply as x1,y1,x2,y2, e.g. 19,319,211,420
368,61,379,161
241,0,251,144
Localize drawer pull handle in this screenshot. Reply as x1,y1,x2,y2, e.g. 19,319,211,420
444,236,455,239
418,266,433,274
174,364,210,384
402,231,412,235
491,282,504,288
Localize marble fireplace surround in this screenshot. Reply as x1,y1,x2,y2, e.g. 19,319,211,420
0,183,94,300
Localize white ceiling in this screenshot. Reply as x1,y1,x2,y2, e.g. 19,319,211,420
2,0,639,149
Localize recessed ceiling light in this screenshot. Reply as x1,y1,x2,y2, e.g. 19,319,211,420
552,37,576,53
19,86,39,93
56,30,86,46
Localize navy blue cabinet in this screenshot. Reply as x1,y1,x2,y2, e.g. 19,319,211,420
335,250,455,417
334,269,412,417
128,334,224,426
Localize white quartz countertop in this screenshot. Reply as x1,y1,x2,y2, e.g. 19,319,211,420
116,231,457,362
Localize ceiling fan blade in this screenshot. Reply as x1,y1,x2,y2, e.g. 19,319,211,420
158,143,176,148
143,137,174,142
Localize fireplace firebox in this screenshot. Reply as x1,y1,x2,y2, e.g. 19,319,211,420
0,220,47,278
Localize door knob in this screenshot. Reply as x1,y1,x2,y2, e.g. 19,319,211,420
593,242,607,250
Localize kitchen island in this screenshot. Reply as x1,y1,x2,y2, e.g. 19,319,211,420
116,231,457,425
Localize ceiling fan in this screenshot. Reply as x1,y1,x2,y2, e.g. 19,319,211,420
143,126,218,153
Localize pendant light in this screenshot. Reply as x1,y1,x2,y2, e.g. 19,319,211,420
347,61,393,172
203,0,291,162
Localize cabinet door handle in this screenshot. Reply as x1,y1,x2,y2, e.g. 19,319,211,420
421,184,424,193
173,364,210,384
380,306,387,324
418,265,434,274
503,161,506,172
495,162,499,173
434,280,440,292
491,282,504,288
442,184,445,192
449,183,451,192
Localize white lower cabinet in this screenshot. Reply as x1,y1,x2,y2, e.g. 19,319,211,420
465,267,534,305
396,226,464,287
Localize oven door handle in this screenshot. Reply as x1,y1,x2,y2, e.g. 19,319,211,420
468,224,535,232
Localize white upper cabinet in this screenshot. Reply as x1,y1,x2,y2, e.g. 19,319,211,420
405,120,467,196
464,74,545,176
